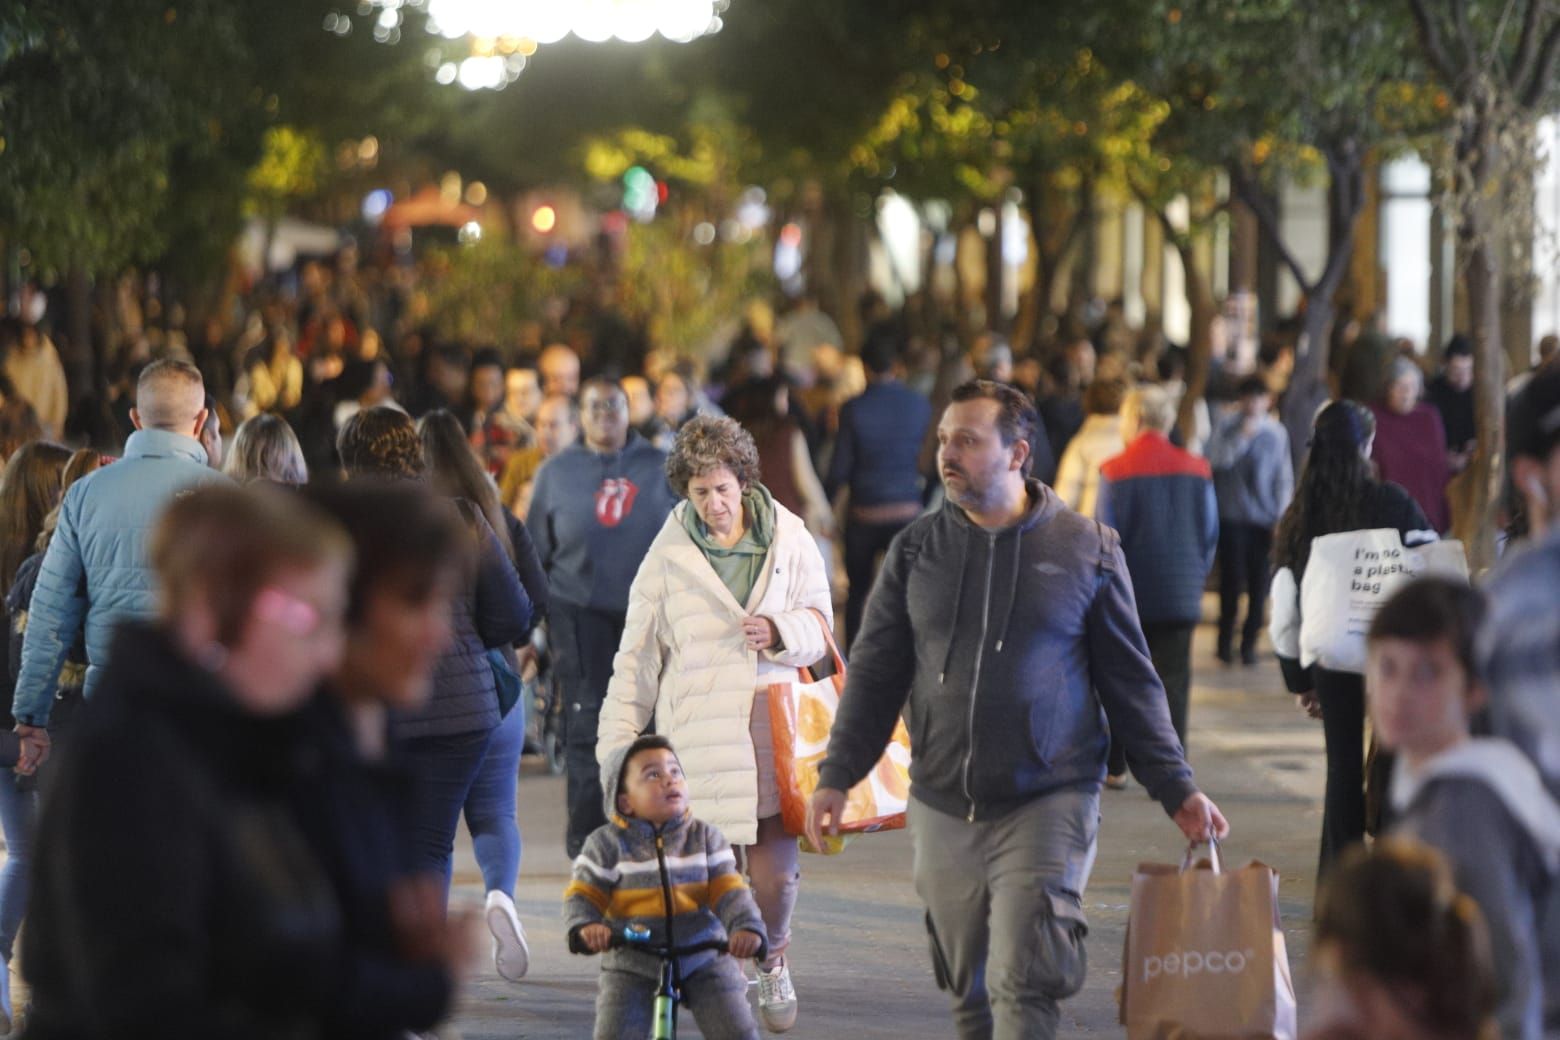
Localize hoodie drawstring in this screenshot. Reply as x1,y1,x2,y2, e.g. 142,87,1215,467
995,527,1020,653
939,534,971,684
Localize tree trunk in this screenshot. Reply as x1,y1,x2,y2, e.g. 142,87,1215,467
834,197,869,351
1174,238,1217,445
1455,115,1507,574
1230,149,1363,474
64,267,95,403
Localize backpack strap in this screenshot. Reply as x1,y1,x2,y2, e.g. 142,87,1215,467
1092,518,1118,594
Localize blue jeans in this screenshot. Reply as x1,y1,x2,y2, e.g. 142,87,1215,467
0,775,37,962
400,727,497,903
463,703,525,895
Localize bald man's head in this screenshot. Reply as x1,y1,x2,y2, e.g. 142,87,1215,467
132,359,208,438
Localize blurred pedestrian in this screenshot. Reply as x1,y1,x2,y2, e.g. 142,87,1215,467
1306,840,1497,1040
1480,365,1560,802
225,413,309,486
1269,401,1435,883
13,360,230,770
826,329,932,646
1055,375,1129,518
338,407,532,903
598,415,833,1032
539,344,581,398
1367,578,1560,1040
1426,335,1477,475
420,409,548,981
499,393,579,520
1370,357,1452,534
0,319,68,439
21,486,353,1038
1096,385,1218,785
296,481,480,1038
0,440,69,1027
1207,376,1293,665
467,348,530,479
527,377,676,856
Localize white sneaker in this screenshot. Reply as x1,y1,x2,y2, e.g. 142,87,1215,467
484,890,529,982
754,957,797,1033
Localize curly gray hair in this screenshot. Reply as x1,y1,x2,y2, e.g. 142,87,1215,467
665,414,760,499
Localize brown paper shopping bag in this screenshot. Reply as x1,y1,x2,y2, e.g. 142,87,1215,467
1119,841,1297,1040
768,609,911,844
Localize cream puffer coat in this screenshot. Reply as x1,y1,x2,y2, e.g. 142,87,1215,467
597,499,833,845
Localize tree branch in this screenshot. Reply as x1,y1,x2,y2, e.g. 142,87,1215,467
1519,17,1560,109
1407,0,1460,85
1226,161,1315,296
1510,0,1542,88
1451,0,1475,69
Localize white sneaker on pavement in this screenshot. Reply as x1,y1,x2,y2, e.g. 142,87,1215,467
754,957,797,1033
485,890,529,982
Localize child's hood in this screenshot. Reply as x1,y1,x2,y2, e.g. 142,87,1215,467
1392,737,1560,873
600,742,635,825
598,742,690,833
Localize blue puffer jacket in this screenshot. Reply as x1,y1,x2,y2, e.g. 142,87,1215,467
391,506,532,741
13,430,229,726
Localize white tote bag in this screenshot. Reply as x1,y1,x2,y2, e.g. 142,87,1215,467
1299,528,1469,674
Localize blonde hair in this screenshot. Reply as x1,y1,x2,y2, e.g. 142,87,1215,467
225,414,308,486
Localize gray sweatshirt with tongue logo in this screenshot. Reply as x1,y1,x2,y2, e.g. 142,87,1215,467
527,433,678,614
817,480,1199,822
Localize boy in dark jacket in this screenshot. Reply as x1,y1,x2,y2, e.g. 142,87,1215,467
566,736,766,1040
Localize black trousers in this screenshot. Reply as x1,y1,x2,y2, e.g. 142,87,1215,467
550,602,628,858
1108,621,1195,777
844,517,913,650
1311,667,1393,885
1217,522,1273,655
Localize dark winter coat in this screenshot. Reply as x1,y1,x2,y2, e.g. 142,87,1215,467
391,510,531,741
818,480,1198,821
289,694,453,1038
22,623,341,1040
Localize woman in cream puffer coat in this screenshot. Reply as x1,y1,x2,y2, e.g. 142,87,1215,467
597,415,831,1034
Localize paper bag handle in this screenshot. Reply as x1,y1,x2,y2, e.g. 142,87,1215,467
1179,835,1223,875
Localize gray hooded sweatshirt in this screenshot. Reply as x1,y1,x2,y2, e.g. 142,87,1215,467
818,479,1198,822
1391,738,1560,1040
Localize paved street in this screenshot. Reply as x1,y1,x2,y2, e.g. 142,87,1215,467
448,611,1326,1038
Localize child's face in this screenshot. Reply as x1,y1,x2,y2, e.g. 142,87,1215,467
1367,636,1483,756
617,748,689,824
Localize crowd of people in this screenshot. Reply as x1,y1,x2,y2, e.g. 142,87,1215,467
0,259,1554,1039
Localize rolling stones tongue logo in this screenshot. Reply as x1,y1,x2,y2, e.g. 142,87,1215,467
594,477,640,527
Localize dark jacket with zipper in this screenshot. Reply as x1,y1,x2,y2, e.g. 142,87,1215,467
391,507,531,741
818,480,1199,821
22,623,341,1040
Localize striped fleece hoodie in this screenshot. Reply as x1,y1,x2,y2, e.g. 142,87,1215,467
563,742,767,981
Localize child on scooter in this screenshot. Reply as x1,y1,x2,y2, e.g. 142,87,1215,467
565,735,767,1040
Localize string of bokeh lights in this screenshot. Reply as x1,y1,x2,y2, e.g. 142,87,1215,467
328,0,730,91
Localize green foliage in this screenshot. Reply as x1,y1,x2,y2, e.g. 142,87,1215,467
420,238,583,346
247,126,330,218
0,0,254,275
616,216,772,355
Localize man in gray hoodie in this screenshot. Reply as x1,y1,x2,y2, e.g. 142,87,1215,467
806,380,1228,1040
530,377,677,857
